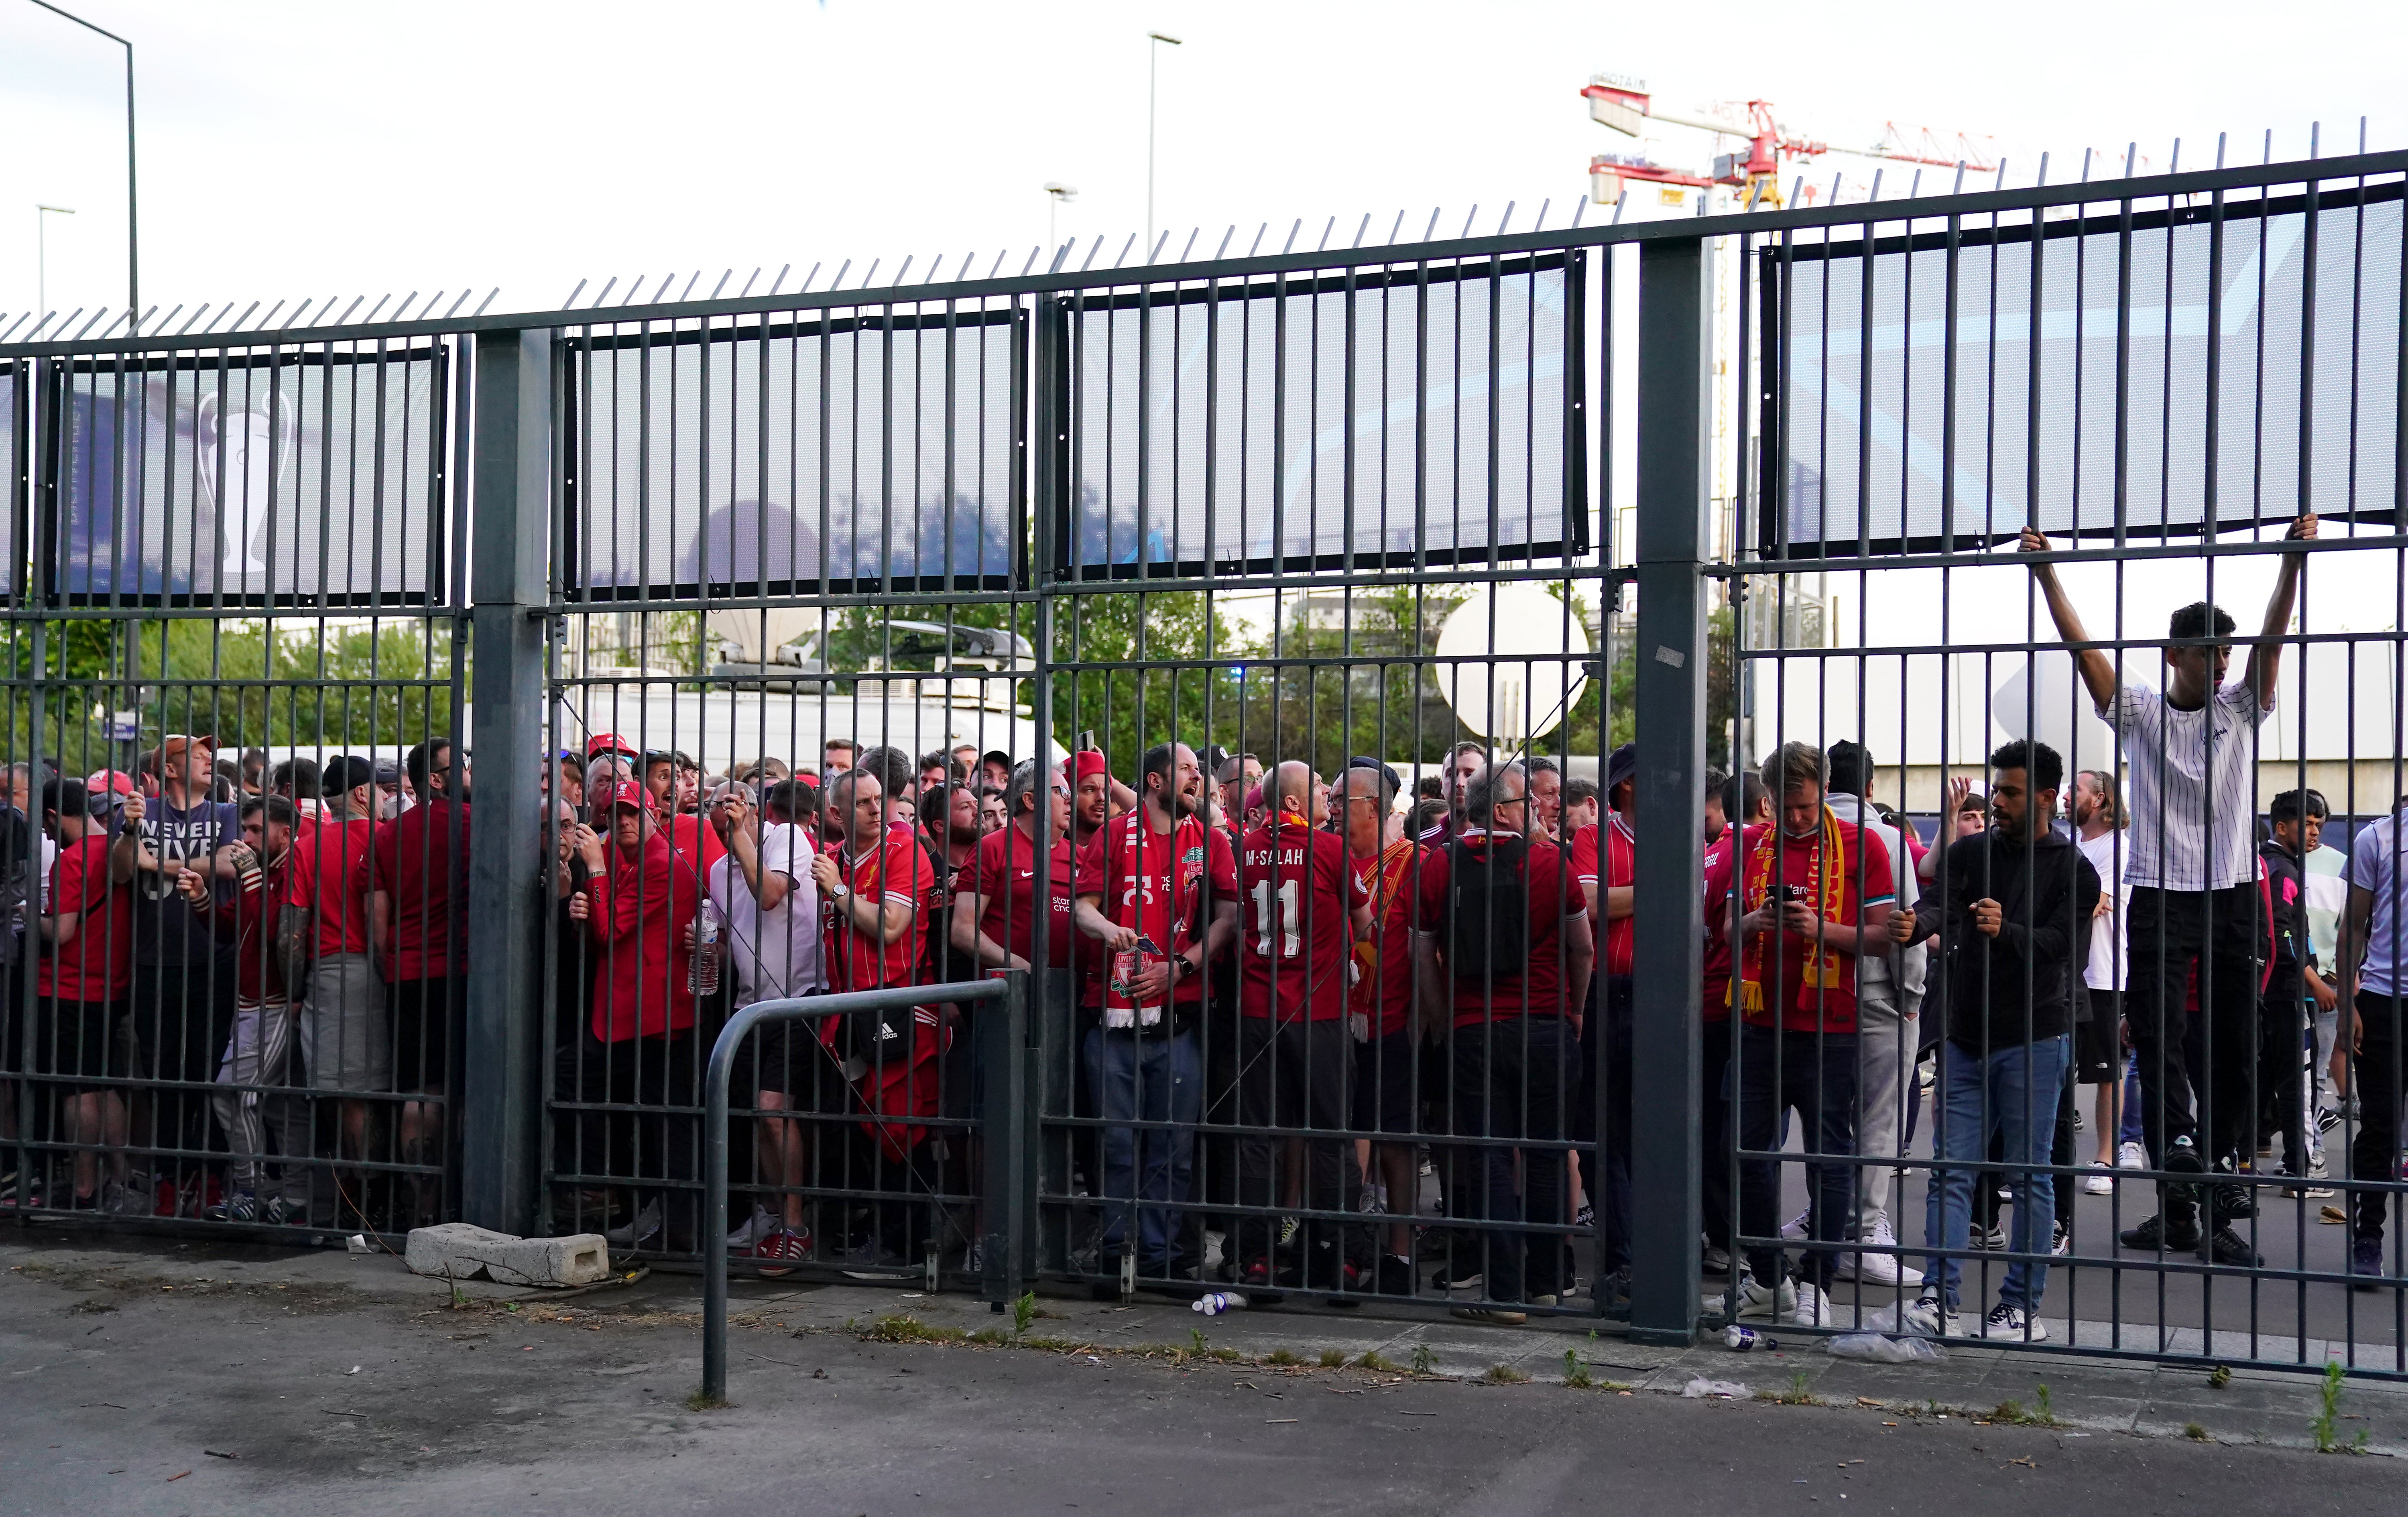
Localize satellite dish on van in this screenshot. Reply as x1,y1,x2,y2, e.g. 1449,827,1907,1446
1432,584,1593,744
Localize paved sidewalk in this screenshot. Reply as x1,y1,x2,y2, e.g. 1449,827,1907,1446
4,1226,2402,1456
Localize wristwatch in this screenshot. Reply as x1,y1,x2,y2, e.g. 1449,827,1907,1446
828,880,851,901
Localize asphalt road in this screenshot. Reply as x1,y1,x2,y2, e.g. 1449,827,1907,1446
0,1247,2395,1517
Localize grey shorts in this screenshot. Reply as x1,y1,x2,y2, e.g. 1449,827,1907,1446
303,954,391,1092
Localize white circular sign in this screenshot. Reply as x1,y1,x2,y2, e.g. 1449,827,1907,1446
1432,583,1593,743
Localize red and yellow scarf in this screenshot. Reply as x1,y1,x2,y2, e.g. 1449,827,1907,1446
1351,836,1419,999
1737,807,1855,1018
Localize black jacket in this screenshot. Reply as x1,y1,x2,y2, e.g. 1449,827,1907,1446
1904,828,2101,1053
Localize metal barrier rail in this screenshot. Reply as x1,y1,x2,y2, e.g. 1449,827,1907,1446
701,974,1018,1401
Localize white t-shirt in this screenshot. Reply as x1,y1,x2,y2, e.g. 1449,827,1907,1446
705,822,824,1007
2346,810,2408,998
2076,828,2130,992
2107,679,2269,892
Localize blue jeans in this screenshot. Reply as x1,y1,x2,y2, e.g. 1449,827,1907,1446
1923,1033,2070,1312
1083,1026,1201,1267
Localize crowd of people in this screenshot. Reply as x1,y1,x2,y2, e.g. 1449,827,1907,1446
3,511,2401,1335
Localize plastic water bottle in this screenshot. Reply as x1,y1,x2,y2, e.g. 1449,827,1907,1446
689,902,721,996
1724,1323,1778,1352
1192,1291,1250,1316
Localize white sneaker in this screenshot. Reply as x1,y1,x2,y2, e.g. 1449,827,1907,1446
1784,1279,1833,1328
1832,1217,1923,1287
1735,1271,1796,1320
2084,1165,2114,1196
604,1198,663,1250
724,1204,778,1249
1897,1291,1959,1338
1780,1207,1810,1241
1202,1229,1226,1275
2117,1141,2147,1171
1981,1301,2047,1341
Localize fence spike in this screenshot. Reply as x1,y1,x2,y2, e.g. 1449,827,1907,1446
1079,236,1104,271
1180,228,1198,262
987,248,1008,278
895,254,915,285
73,308,108,339
563,278,589,307
1789,176,1803,205
1027,246,1048,276
1248,222,1267,256
1994,158,2007,190
1216,225,1235,258
677,271,701,301
1149,230,1169,264
1497,201,1515,234
1424,207,1440,241
830,259,851,290
797,262,821,293
30,311,67,340
2262,128,2271,165
2310,120,2320,157
445,289,473,318
1570,197,1587,228
710,268,733,299
1351,212,1370,247
1047,242,1069,274
770,263,793,295
391,291,421,321
157,302,187,331
1314,216,1333,251
591,277,619,308
2170,138,2181,174
176,304,210,335
1611,189,1627,224
2216,132,2227,170
1387,209,1404,243
1281,219,1301,254
0,313,29,342
861,258,881,289
1460,205,1478,238
473,288,499,317
1111,234,1135,268
362,294,392,324
2123,141,2137,177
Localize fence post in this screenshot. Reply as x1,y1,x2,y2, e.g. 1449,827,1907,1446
981,968,1035,1307
1626,236,1714,1345
460,329,553,1235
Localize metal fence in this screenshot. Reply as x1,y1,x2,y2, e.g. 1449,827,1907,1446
4,146,2404,1376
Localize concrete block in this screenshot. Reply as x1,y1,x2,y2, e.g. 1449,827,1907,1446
405,1224,610,1288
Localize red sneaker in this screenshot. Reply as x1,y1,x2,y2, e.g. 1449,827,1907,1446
750,1227,812,1278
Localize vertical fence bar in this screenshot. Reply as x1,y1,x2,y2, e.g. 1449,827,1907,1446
461,329,553,1233
1627,235,1715,1344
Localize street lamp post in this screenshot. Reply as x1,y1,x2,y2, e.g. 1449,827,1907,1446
1145,31,1182,261
37,204,76,320
25,1,137,334
1043,183,1077,262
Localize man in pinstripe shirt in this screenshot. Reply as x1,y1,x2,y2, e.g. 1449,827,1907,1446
2022,514,2315,1267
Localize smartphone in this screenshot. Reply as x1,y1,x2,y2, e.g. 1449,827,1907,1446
1077,729,1098,752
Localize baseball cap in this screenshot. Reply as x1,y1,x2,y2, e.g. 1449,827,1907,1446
1604,742,1638,791
159,734,214,766
1347,755,1403,797
322,755,378,794
1071,751,1111,785
85,769,137,799
586,732,639,762
371,758,403,787
594,779,654,814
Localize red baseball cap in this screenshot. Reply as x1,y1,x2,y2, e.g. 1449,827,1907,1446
85,769,137,797
594,779,654,814
1071,751,1110,785
586,732,639,762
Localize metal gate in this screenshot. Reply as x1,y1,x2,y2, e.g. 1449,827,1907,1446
5,145,2403,1377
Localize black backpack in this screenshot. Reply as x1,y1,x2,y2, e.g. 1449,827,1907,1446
1445,836,1529,982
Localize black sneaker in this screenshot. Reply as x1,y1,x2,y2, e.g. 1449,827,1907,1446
2198,1225,2260,1268
1374,1255,1418,1297
2348,1236,2386,1290
2161,1141,2206,1232
1594,1265,1633,1322
2118,1212,2202,1252
2208,1181,2257,1224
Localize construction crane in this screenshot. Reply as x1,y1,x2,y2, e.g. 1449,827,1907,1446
1581,73,2001,210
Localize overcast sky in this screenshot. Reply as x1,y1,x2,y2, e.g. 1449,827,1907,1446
0,0,2400,324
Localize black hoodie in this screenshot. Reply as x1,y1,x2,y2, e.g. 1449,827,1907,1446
1903,826,2101,1053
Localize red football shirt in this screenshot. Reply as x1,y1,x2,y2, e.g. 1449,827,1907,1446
965,822,1077,970
1236,819,1363,1023
1737,819,1894,1034
1700,828,1741,1023
1348,838,1422,1039
38,833,133,1002
371,799,471,983
1074,810,1240,1011
667,812,728,888
291,815,374,958
824,829,936,996
1415,831,1586,1026
585,826,698,1043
